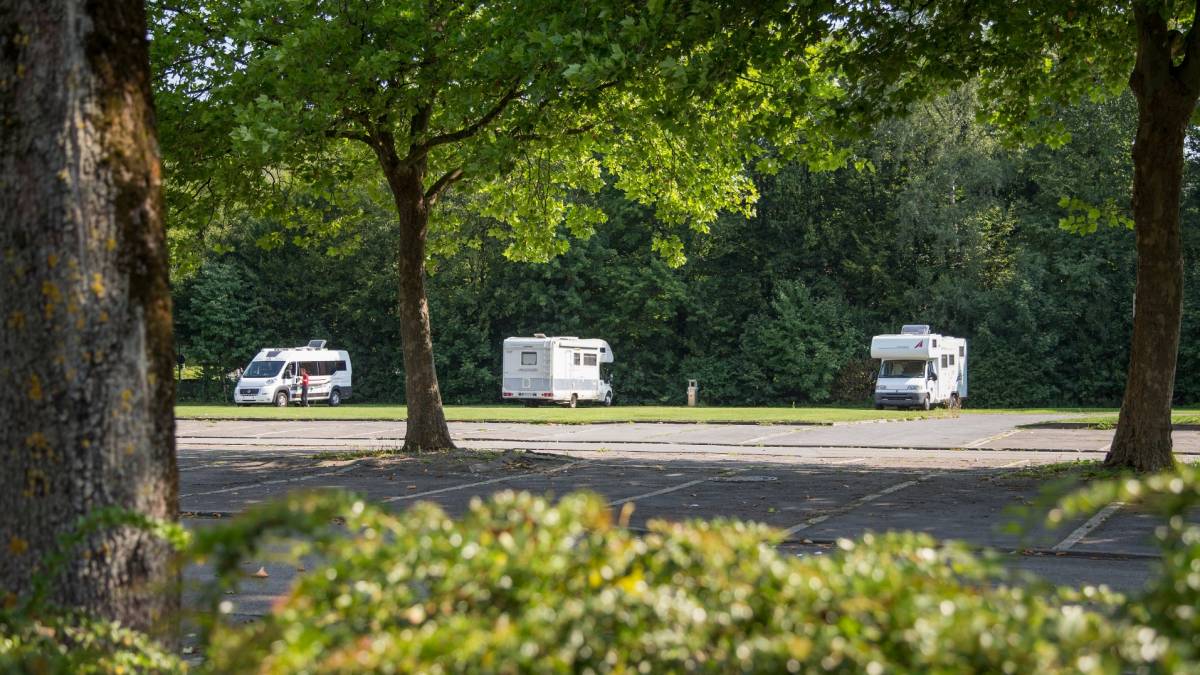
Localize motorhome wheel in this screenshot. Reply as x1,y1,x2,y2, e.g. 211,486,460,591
569,394,578,409
604,391,612,406
274,390,289,407
922,395,931,411
328,389,341,406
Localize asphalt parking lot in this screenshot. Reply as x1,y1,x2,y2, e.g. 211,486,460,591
177,414,1200,619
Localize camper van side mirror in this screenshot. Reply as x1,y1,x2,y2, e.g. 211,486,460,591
929,372,938,381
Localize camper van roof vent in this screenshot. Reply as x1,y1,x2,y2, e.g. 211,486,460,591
307,339,327,349
900,324,931,335
266,350,281,358
533,333,546,338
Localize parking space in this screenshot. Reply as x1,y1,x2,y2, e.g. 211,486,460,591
175,415,1200,619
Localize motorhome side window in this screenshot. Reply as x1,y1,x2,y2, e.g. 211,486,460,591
521,352,537,365
573,353,581,366
941,355,948,368
583,354,597,366
959,346,965,356
244,360,284,378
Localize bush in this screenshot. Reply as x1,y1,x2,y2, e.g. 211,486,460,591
8,466,1200,673
202,492,1133,674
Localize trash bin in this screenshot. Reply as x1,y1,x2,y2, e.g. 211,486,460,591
687,379,698,407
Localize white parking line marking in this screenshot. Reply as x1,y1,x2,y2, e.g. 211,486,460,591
829,457,867,465
963,429,1021,448
382,460,587,503
255,425,321,438
608,469,747,506
739,429,806,446
781,473,938,537
1052,502,1124,551
999,459,1030,468
640,427,692,440
180,462,362,498
340,427,403,438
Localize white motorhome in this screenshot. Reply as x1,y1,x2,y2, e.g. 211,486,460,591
502,334,614,407
233,340,353,407
871,325,967,410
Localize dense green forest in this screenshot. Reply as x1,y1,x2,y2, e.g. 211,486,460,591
172,91,1200,407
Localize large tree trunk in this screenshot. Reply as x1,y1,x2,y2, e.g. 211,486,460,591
1106,6,1200,471
376,150,456,452
0,0,178,635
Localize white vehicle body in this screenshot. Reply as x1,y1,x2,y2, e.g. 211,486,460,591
502,335,614,406
233,340,352,406
871,325,967,410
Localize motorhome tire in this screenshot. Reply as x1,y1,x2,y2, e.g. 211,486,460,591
569,394,578,409
874,403,883,410
922,395,930,411
274,390,289,407
604,392,613,406
328,389,341,406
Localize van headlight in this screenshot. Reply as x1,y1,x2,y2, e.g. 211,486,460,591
907,385,921,391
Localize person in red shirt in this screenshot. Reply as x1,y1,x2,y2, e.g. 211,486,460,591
300,367,310,407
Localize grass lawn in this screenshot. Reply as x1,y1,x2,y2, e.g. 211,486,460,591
1042,410,1200,428
174,403,1104,425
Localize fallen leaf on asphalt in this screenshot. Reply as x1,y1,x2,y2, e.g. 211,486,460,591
408,485,417,490
253,567,269,578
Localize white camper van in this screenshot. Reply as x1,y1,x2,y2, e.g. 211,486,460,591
502,334,614,407
871,325,967,410
233,340,353,407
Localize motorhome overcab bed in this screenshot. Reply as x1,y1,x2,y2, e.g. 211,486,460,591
233,340,352,406
502,334,614,407
872,325,967,410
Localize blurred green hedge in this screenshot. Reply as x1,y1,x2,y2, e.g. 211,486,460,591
4,466,1199,673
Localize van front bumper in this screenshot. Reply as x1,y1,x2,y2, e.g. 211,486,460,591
874,392,925,406
234,388,276,404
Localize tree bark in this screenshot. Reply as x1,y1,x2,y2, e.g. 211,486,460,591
374,145,456,452
0,0,178,634
1106,5,1200,471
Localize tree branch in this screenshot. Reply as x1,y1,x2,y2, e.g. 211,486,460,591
1178,0,1200,89
409,85,522,160
327,129,373,145
512,122,597,142
424,167,465,205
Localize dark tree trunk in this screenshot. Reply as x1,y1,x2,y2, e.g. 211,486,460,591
0,0,178,635
374,144,456,452
1106,5,1200,471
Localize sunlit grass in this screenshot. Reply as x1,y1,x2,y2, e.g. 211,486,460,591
175,403,1102,425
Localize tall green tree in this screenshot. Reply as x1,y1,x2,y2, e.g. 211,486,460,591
151,0,825,450
0,0,177,634
807,0,1198,470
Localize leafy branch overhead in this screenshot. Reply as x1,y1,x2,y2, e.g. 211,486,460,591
152,0,842,265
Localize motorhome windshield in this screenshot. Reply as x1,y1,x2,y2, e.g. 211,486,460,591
243,360,284,378
879,360,927,378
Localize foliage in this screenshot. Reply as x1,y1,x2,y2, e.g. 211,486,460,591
203,492,1131,674
1051,464,1200,667
149,0,829,268
10,466,1200,672
170,91,1200,408
0,614,185,674
739,282,864,404
0,508,190,673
